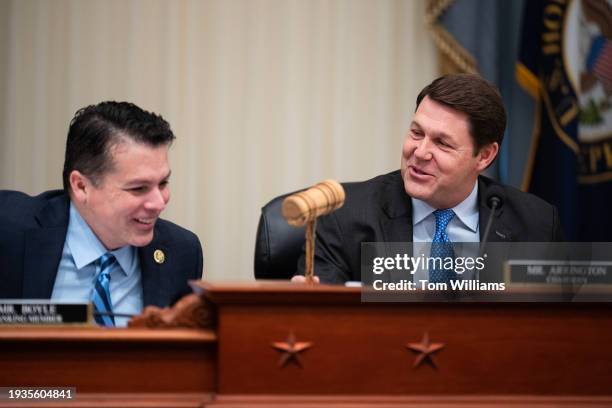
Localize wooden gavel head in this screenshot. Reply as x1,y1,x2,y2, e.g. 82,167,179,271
282,180,345,227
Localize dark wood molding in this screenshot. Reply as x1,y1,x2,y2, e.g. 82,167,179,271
3,393,612,407
212,394,612,407
0,393,212,408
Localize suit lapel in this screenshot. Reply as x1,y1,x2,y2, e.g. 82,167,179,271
23,194,69,299
376,172,413,284
380,172,413,243
478,177,512,242
139,228,171,307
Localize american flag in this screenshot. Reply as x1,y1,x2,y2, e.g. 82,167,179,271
587,35,612,93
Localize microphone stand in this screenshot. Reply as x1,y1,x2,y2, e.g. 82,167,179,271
479,197,500,256
477,197,501,281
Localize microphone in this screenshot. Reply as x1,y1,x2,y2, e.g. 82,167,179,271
480,185,504,255
282,179,345,227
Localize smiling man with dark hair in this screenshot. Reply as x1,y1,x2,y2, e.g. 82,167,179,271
295,74,563,284
0,102,203,326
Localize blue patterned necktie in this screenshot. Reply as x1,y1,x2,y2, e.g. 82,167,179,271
429,209,456,284
93,253,116,326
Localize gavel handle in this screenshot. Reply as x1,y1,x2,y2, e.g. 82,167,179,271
305,219,316,284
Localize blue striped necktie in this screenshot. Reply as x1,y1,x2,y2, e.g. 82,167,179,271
429,209,456,284
93,253,116,326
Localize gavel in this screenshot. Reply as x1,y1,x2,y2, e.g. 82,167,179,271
282,180,345,283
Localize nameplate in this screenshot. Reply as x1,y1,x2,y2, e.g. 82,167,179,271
505,260,612,286
0,301,91,325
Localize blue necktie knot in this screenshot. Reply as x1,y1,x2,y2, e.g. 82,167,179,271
433,209,455,241
99,253,116,274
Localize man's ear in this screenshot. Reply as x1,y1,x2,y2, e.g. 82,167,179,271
476,142,499,171
69,170,91,204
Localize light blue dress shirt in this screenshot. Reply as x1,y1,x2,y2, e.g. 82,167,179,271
51,203,143,327
411,182,480,282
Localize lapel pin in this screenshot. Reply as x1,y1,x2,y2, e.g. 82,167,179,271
153,249,165,264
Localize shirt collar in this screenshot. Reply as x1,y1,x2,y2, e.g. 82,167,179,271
411,181,479,233
66,202,135,275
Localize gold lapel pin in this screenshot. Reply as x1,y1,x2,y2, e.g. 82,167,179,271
153,249,165,264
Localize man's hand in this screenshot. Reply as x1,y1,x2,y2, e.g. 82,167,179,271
290,275,320,284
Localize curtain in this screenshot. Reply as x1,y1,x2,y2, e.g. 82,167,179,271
0,0,436,280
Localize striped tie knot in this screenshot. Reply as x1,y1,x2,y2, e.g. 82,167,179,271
99,253,116,273
93,253,117,326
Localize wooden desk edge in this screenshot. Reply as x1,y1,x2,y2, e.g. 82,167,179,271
0,327,217,343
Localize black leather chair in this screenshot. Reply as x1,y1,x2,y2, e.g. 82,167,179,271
254,192,305,280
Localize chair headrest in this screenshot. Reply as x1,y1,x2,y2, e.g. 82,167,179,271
254,192,306,279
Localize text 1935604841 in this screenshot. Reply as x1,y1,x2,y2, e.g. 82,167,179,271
0,388,75,400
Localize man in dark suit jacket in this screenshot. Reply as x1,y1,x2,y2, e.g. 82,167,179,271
0,190,202,306
0,102,203,325
295,74,563,284
297,170,562,283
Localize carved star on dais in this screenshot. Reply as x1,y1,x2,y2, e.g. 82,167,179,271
406,332,445,369
271,332,313,368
